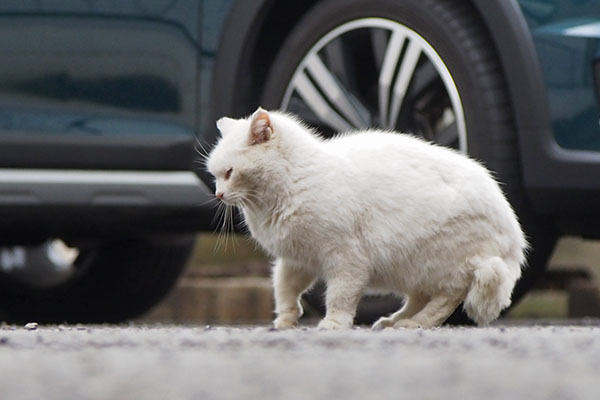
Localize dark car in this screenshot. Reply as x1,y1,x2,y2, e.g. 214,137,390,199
1,0,599,323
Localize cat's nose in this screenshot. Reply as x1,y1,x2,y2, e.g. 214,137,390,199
216,192,224,200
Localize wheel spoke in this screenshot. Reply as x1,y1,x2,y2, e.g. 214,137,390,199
378,30,405,129
304,53,369,129
292,71,353,132
388,38,422,128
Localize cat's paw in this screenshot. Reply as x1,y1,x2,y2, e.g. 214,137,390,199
317,318,352,330
372,317,395,331
273,314,298,330
393,319,422,329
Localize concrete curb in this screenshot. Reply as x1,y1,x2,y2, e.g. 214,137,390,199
141,277,274,324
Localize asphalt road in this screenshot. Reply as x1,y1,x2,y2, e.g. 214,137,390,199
1,322,599,400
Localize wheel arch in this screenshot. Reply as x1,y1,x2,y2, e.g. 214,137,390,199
210,0,319,122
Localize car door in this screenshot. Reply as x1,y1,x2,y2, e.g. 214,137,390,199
0,0,201,171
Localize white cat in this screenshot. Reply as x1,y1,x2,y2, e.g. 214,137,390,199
207,108,527,330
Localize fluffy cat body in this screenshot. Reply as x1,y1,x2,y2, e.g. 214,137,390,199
207,109,527,329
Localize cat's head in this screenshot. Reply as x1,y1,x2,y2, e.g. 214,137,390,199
207,107,279,206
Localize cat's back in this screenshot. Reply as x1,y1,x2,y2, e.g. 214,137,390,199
325,130,481,177
326,130,449,156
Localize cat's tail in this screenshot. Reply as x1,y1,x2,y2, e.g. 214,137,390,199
463,256,520,326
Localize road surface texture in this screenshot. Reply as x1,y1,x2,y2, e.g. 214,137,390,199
1,322,599,400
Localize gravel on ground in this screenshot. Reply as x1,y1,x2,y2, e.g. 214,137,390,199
0,322,599,400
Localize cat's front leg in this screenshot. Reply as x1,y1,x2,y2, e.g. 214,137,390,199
272,258,316,329
318,272,366,330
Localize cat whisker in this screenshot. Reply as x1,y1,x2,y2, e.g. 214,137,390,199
229,207,240,252
239,190,267,208
193,135,211,155
193,152,210,169
198,196,221,207
225,204,240,253
223,195,251,236
211,199,241,254
233,199,251,230
220,206,233,252
215,207,226,252
194,156,210,168
235,217,249,233
193,136,212,167
211,201,227,235
223,205,232,251
214,210,227,253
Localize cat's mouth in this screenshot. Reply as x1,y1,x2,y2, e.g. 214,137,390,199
216,193,241,207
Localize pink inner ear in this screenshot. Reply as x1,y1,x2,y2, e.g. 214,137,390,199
250,112,272,145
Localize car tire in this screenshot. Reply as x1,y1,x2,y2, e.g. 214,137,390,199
261,0,557,325
0,237,193,323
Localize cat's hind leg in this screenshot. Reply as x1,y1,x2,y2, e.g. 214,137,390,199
272,258,316,329
393,292,463,329
372,294,428,330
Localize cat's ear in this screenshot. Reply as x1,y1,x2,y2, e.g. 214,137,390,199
216,117,236,136
249,108,273,145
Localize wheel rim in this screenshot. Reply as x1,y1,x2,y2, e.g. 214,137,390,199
281,18,467,152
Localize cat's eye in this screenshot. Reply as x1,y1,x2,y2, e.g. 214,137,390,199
224,168,233,180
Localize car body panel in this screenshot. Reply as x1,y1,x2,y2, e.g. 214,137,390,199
519,0,600,151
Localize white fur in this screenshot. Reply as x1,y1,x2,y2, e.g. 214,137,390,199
207,109,527,329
